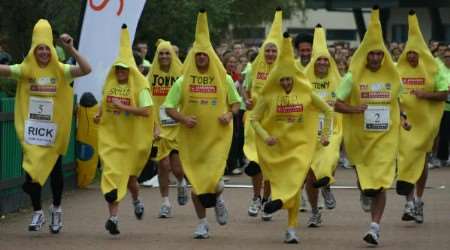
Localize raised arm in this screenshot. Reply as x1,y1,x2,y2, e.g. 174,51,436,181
59,34,92,78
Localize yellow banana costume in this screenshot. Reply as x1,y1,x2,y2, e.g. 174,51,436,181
306,25,343,186
76,93,99,188
396,11,442,193
174,10,232,206
243,8,283,164
252,33,332,228
148,39,183,160
15,20,73,186
99,25,154,203
343,7,401,192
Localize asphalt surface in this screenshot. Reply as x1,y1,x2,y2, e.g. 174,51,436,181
1,167,449,250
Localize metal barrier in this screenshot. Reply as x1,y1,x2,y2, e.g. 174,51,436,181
0,95,77,214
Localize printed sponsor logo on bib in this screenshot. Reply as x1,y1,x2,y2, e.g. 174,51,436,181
276,95,303,113
364,105,390,131
256,72,268,80
28,97,54,121
24,120,57,146
190,85,217,93
402,77,425,92
29,77,57,95
360,83,392,100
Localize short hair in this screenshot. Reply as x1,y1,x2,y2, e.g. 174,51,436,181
133,50,143,66
294,32,313,49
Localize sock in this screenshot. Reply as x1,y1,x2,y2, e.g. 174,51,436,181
217,194,224,202
415,197,422,204
133,197,141,204
52,205,62,212
253,195,261,201
34,209,43,214
406,200,414,208
110,215,118,222
199,217,208,225
178,178,186,187
370,222,380,231
162,197,170,206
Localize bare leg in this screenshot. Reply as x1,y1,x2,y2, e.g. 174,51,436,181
263,180,271,199
305,170,319,210
192,192,206,219
127,176,139,201
158,157,171,198
108,202,119,217
415,155,429,199
169,152,185,183
370,191,386,224
252,173,263,198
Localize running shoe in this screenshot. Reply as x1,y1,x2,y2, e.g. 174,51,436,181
28,210,45,232
48,205,63,234
248,197,261,217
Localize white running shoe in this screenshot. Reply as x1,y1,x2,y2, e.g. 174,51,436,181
401,202,415,221
214,199,228,225
158,203,172,218
193,223,209,239
248,197,261,217
414,200,424,224
307,210,322,228
133,199,144,220
363,224,380,246
284,229,299,244
48,206,63,234
29,210,45,232
300,193,308,212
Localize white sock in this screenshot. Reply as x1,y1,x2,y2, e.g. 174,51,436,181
217,194,224,203
34,210,43,214
110,215,118,222
216,179,225,193
199,217,208,225
370,222,380,231
415,197,422,203
162,197,170,206
406,200,414,207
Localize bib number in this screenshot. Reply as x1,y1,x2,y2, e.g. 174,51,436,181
318,114,333,136
160,107,177,126
28,97,54,121
364,106,389,131
24,120,57,146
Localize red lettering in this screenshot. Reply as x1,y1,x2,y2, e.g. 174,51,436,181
277,104,303,113
89,0,124,16
189,85,217,93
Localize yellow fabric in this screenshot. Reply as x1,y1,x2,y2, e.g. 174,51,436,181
76,104,99,188
344,8,401,191
148,39,183,142
306,26,343,184
397,12,442,184
155,138,178,161
243,9,283,164
296,61,308,72
176,11,231,195
99,26,154,202
252,35,332,214
15,19,73,185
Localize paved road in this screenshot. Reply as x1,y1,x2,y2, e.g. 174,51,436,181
1,167,449,250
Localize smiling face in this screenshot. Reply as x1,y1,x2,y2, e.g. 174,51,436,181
264,43,278,65
366,50,384,72
34,44,51,67
158,48,172,69
279,76,294,93
225,55,238,74
297,42,312,66
314,56,330,77
115,66,130,83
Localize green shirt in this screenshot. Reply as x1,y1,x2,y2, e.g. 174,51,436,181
138,89,153,107
10,63,73,83
163,74,242,108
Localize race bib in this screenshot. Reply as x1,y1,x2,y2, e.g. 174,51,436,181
24,120,57,146
318,114,333,136
364,106,389,131
28,97,53,121
159,106,177,126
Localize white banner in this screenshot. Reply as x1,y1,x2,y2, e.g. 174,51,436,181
74,0,147,102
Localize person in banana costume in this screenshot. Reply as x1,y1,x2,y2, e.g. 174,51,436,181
304,24,343,227
242,7,283,221
334,6,411,246
148,39,188,218
76,92,99,188
163,10,241,239
396,10,448,224
251,32,332,244
96,24,154,235
0,20,91,234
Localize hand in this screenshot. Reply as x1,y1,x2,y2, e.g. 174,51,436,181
245,98,254,110
354,104,368,113
59,33,74,50
411,89,428,99
265,136,277,146
218,112,233,125
93,113,101,124
401,117,412,131
320,136,330,146
183,116,197,128
153,126,161,140
112,99,125,110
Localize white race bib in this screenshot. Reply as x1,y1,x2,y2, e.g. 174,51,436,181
28,97,54,121
364,106,390,131
159,107,177,127
24,120,57,146
318,114,333,136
